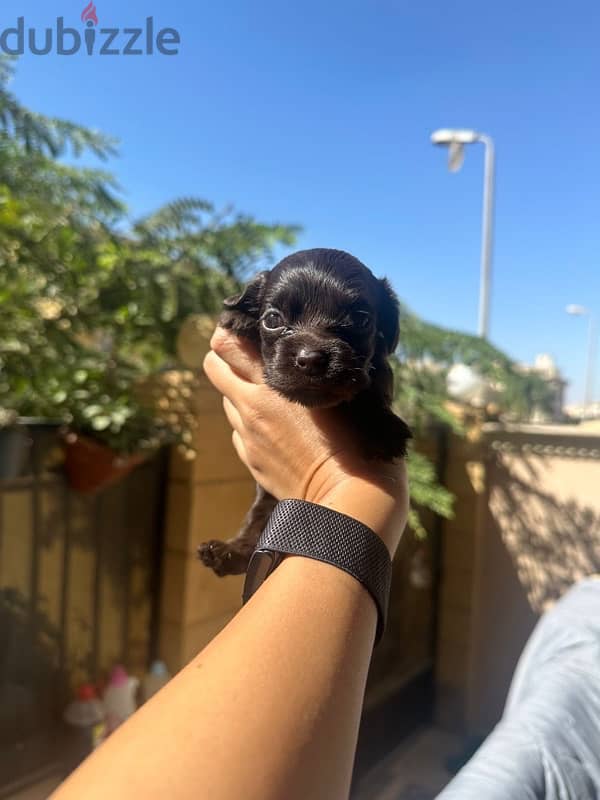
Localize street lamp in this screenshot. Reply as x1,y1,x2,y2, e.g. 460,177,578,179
566,304,596,419
431,128,495,339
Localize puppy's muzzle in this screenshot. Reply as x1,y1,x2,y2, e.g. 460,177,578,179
295,348,329,376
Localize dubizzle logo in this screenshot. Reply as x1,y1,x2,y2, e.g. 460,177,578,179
0,4,181,56
81,2,99,26
81,2,99,55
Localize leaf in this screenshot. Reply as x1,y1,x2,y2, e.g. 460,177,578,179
83,404,103,418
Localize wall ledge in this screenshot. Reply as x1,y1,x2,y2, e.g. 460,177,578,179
482,423,600,459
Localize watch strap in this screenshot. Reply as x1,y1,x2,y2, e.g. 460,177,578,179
243,499,392,642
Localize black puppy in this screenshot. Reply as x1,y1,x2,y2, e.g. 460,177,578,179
198,248,411,576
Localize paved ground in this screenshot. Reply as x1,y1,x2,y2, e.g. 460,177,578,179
353,726,462,800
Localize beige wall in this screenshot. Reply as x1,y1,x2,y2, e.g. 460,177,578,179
158,375,256,673
436,423,600,735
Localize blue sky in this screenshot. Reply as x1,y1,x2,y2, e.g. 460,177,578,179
4,0,599,403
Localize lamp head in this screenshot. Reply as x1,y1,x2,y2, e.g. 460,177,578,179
430,128,479,146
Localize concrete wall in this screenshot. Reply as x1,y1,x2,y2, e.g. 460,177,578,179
435,423,600,735
157,373,256,673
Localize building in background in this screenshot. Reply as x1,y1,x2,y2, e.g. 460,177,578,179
564,402,600,422
516,354,568,423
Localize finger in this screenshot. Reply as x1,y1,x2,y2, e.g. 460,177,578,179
210,327,263,384
203,350,254,404
222,396,244,434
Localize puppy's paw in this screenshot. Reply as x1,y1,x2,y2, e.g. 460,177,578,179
197,540,250,576
197,540,233,576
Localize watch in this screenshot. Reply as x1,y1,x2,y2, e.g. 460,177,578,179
242,499,393,643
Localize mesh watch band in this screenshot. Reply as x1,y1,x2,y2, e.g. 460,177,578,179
242,499,392,643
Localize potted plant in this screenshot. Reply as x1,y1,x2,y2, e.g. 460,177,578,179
60,370,199,494
70,340,208,492
62,431,148,495
46,350,199,494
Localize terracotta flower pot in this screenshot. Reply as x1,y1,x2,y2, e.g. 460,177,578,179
63,433,146,494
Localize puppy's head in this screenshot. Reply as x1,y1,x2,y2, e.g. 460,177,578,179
223,248,399,408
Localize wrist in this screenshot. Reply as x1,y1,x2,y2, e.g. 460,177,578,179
245,499,393,642
303,468,407,559
276,554,378,625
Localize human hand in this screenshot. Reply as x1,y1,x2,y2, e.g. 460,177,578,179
203,327,408,556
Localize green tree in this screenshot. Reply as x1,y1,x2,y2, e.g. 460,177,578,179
0,60,298,452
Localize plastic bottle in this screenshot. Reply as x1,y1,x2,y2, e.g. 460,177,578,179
102,665,139,733
141,660,171,703
63,684,106,767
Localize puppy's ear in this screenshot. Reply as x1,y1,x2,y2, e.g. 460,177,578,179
376,278,400,354
220,271,268,343
223,271,268,316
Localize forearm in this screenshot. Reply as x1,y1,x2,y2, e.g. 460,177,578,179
52,550,377,800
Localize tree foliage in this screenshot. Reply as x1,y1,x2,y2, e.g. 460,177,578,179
0,59,298,453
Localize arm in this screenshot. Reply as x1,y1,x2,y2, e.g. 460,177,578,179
52,329,408,800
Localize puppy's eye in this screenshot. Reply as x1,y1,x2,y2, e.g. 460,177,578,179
353,312,372,329
262,311,284,330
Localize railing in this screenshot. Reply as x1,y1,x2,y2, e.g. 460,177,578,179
0,432,166,794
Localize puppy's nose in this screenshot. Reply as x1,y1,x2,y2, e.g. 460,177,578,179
295,348,329,375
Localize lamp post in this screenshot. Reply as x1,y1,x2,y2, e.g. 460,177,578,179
431,129,495,339
566,304,596,419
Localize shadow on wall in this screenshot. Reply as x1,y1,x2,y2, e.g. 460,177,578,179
468,443,600,733
0,588,67,750
490,452,600,613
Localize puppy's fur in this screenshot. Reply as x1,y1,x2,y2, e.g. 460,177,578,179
198,248,411,576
